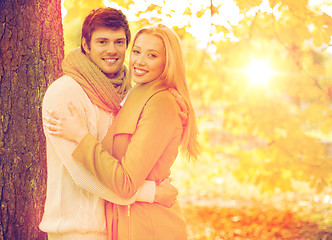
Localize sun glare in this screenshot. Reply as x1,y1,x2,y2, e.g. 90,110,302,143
61,0,67,18
245,59,273,86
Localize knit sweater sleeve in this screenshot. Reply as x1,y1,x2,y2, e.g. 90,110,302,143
42,77,155,204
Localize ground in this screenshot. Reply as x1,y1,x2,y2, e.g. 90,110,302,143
182,198,332,240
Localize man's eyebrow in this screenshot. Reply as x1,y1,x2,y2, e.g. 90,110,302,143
94,37,126,42
95,37,108,41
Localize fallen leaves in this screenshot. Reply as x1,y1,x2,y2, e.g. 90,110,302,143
183,203,331,240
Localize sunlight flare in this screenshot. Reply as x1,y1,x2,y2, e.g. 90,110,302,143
245,59,273,86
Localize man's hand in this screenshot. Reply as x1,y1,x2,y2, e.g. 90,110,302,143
154,178,178,208
168,88,188,127
43,102,88,143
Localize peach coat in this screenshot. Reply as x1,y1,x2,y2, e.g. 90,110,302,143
72,79,188,240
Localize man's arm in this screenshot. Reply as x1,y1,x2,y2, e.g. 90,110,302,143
154,178,178,208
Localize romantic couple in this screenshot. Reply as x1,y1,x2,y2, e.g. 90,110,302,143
39,7,199,240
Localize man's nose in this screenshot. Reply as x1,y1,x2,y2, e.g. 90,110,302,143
106,43,116,54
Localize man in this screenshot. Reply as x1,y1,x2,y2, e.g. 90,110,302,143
39,8,178,240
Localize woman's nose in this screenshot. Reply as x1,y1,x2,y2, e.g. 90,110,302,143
135,54,145,65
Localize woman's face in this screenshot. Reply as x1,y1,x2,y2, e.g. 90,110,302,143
130,33,166,84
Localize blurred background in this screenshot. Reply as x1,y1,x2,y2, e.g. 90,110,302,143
63,0,332,239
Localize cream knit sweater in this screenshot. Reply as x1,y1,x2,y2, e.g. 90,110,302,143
39,76,155,239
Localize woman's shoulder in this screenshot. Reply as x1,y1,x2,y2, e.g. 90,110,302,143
147,90,180,114
151,89,175,101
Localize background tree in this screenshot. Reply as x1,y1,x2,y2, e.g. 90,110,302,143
0,0,64,239
62,0,103,54
61,0,332,195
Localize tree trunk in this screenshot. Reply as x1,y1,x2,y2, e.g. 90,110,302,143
0,0,64,239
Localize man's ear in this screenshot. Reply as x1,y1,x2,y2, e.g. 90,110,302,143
82,37,90,54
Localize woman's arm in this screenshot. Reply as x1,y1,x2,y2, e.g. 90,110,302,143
72,91,182,199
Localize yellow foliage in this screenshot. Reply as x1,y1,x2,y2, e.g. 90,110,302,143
234,0,263,11
63,0,104,54
62,0,332,194
108,0,135,8
282,0,308,11
146,4,162,13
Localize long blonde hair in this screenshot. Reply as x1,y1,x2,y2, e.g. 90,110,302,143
132,24,199,160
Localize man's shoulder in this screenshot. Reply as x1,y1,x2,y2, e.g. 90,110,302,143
44,75,86,97
43,75,87,103
46,75,82,92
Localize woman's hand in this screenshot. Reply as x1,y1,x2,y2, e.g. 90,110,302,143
43,102,89,143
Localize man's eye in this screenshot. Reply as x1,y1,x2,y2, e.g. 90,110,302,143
116,40,125,45
132,50,140,54
98,41,106,44
149,54,157,58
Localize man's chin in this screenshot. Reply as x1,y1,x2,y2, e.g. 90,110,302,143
103,70,121,79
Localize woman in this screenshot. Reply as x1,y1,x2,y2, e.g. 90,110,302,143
44,24,199,240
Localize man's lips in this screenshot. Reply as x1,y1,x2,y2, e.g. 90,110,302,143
103,58,117,64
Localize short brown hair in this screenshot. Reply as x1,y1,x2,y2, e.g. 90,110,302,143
81,7,131,54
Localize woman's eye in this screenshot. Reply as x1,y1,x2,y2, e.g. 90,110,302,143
132,50,140,54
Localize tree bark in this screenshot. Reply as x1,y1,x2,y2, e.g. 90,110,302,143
0,0,64,239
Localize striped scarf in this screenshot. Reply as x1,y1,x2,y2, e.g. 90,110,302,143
62,48,130,114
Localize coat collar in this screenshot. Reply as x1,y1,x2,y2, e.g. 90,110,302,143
111,79,168,135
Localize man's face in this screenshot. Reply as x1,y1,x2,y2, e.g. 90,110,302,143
83,27,127,78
